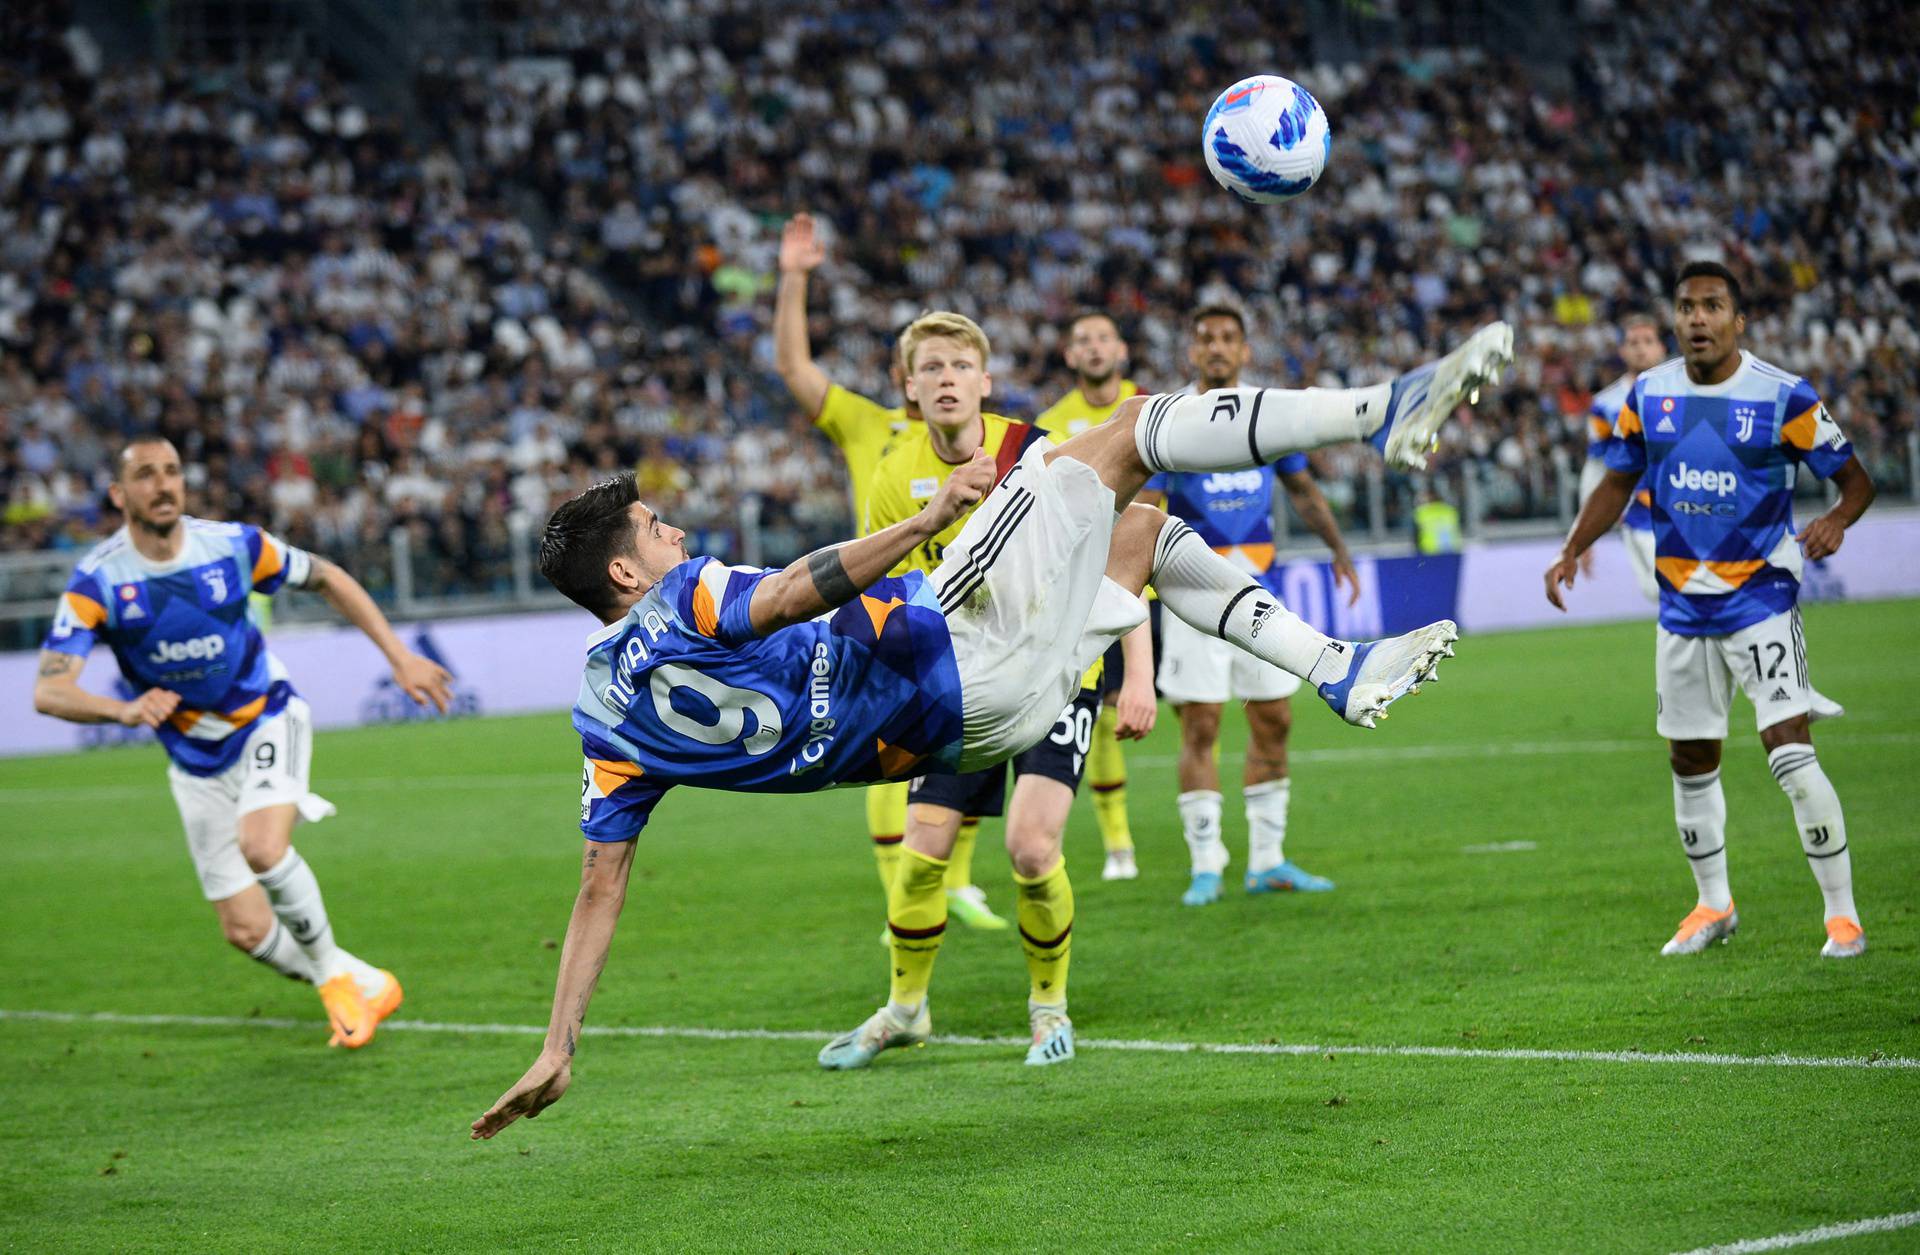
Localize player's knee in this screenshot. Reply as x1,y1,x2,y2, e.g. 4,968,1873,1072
221,914,270,951
1180,706,1221,748
1668,740,1721,777
235,827,288,874
1005,825,1060,879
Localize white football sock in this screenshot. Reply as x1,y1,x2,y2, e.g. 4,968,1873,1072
1672,769,1731,911
257,847,350,983
1245,778,1291,871
246,919,316,983
1177,789,1229,875
1151,518,1352,686
1769,744,1858,924
1134,383,1394,473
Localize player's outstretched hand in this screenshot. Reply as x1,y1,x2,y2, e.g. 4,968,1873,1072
924,448,996,532
471,1051,571,1141
1797,516,1847,562
120,687,180,729
780,212,826,274
393,651,454,714
1543,552,1580,611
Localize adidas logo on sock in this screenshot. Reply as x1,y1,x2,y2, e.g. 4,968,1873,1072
1249,600,1276,637
1769,686,1790,702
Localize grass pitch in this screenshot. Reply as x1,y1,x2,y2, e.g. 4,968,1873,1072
3,601,1917,1252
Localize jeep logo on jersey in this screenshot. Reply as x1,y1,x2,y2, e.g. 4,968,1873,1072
1199,470,1264,494
1667,462,1736,496
148,633,226,665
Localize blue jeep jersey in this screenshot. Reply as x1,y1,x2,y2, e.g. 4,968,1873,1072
1605,351,1852,636
1589,371,1653,531
574,558,966,842
42,519,311,775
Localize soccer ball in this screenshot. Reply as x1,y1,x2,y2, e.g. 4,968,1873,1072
1202,74,1331,204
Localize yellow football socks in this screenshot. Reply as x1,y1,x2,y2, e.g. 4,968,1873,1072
943,817,981,892
1014,856,1074,1008
1089,706,1133,853
887,847,949,1009
867,781,909,895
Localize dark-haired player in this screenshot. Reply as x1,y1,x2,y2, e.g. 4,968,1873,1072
1547,262,1874,959
471,319,1511,1137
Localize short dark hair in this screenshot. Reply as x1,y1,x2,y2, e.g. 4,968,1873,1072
116,433,178,479
1674,261,1742,313
1066,309,1120,337
540,474,642,616
1190,304,1248,335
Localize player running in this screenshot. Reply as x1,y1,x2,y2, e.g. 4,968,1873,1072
772,212,1005,931
1546,262,1874,959
471,318,1512,1137
1035,311,1155,881
825,313,1154,1070
1140,305,1361,905
32,436,453,1047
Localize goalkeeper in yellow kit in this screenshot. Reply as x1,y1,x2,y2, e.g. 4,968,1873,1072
771,212,1006,931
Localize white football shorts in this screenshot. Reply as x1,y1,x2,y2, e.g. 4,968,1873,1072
1655,609,1813,741
938,443,1146,772
167,696,334,900
1157,597,1302,704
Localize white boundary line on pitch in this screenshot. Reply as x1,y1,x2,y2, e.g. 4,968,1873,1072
1670,1209,1920,1254
6,731,1918,804
3,1009,1916,1072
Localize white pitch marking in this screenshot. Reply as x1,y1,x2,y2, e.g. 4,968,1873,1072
3,1009,1916,1072
1669,1209,1920,1254
7,733,1917,806
1462,840,1538,854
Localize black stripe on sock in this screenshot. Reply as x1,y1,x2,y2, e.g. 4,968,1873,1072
1018,922,1073,949
1684,845,1727,861
1769,753,1816,781
1245,388,1264,466
257,853,305,891
871,834,903,846
249,921,284,960
1217,586,1258,640
1806,843,1849,860
887,920,947,940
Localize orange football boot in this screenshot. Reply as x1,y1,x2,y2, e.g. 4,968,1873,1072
1659,902,1737,956
319,973,375,1048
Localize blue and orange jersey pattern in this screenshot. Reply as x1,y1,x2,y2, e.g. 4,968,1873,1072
574,557,966,843
1604,351,1853,636
1589,371,1652,531
42,518,311,775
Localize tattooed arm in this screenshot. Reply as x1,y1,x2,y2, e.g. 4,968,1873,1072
472,838,636,1140
32,650,181,728
745,447,997,635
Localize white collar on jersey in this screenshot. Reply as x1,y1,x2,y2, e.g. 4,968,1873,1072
1674,350,1754,398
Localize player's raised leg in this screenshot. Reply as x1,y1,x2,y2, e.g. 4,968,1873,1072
1110,509,1454,729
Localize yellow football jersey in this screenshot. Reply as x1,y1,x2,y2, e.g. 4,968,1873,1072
815,384,917,536
1035,379,1140,439
866,413,1048,576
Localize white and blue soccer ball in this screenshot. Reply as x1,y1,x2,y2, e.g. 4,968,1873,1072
1202,74,1331,204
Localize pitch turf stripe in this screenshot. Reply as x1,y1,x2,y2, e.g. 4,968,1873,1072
10,732,1918,804
4,1009,1916,1071
1668,1209,1920,1255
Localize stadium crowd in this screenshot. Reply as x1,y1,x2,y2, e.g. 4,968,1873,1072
3,0,1916,599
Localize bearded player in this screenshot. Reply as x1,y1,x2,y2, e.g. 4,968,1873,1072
33,436,453,1047
1547,263,1873,959
1035,311,1155,881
